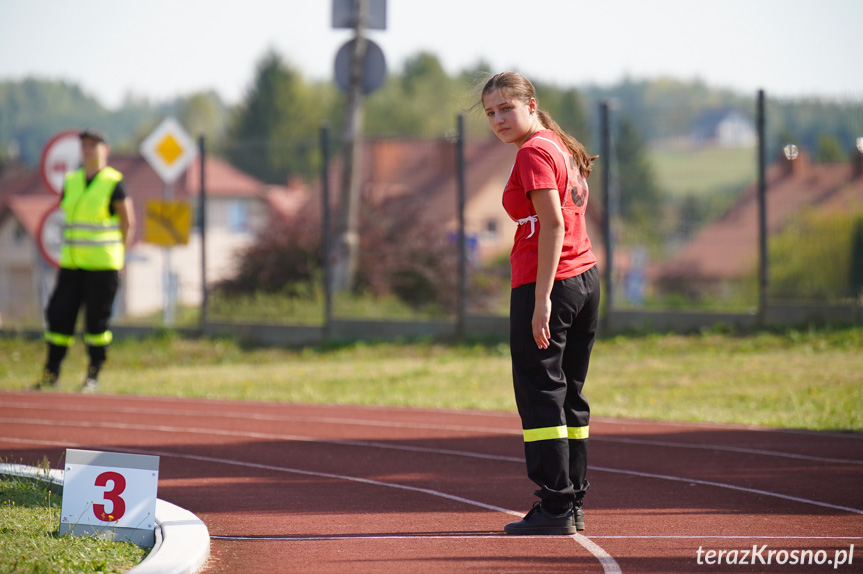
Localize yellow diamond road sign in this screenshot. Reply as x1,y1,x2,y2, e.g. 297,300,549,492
140,117,196,183
156,134,183,165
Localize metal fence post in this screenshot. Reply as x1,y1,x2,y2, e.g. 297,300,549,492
600,101,613,331
757,89,767,326
456,115,467,338
198,135,207,334
321,124,333,337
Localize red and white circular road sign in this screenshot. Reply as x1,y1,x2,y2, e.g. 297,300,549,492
40,130,82,196
37,202,64,268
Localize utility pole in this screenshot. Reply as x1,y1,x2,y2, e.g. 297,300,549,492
333,0,369,293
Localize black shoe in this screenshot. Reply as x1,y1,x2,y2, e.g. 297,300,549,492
504,502,577,535
33,369,58,390
574,506,585,532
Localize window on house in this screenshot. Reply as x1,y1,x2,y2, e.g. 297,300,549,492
485,219,498,240
14,222,27,244
228,200,249,233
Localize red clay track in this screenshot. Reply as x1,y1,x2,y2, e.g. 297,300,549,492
2,390,862,573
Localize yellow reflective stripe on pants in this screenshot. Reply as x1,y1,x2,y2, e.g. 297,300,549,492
45,331,74,347
84,331,113,346
523,425,589,442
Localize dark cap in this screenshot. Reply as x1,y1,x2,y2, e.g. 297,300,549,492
79,128,108,144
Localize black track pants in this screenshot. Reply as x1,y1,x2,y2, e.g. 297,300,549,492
509,265,600,509
44,268,119,373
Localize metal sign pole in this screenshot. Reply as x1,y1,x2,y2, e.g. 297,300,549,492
139,117,196,328
198,135,208,333
163,181,175,327
321,124,333,335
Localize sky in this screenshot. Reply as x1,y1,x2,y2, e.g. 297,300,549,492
1,0,861,109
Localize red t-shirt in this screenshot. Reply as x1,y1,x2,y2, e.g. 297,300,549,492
502,130,597,288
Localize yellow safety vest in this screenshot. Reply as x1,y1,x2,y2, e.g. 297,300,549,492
59,167,125,270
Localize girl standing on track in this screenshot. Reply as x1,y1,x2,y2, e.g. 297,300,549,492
480,72,600,535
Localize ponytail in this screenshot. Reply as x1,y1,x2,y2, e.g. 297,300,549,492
536,110,597,178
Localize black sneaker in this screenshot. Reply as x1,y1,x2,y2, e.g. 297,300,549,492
574,506,585,532
32,369,58,390
504,502,577,535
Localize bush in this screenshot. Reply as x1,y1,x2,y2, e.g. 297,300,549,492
215,192,497,313
769,209,863,300
215,199,322,297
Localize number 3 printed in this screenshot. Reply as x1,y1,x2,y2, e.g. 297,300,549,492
93,471,126,522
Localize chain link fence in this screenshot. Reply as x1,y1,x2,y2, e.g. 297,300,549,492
5,92,860,335
597,92,863,317
114,92,863,333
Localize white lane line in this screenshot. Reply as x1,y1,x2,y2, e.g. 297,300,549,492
2,402,518,435
210,534,863,541
590,466,863,515
0,391,853,435
591,415,863,439
145,449,621,574
584,536,863,540
2,419,862,515
0,434,621,574
211,535,582,541
3,402,861,465
593,436,863,465
4,392,863,440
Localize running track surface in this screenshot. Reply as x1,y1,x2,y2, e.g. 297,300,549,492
1,390,861,574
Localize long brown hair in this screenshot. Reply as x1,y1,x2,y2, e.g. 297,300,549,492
481,72,597,178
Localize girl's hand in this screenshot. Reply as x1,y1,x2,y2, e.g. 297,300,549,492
532,296,552,349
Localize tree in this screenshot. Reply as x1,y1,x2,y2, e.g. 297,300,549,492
815,135,845,163
177,91,229,147
0,79,106,166
615,117,664,245
535,85,592,150
225,51,335,183
365,52,462,137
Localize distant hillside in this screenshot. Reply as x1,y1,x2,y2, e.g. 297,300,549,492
0,78,191,167
1,71,859,170
580,76,862,161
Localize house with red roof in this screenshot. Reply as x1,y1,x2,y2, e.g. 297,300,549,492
0,154,302,323
652,151,863,297
0,135,606,325
344,137,604,263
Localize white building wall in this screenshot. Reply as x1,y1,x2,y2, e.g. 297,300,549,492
0,217,43,321
122,196,264,317
123,227,256,317
0,195,267,323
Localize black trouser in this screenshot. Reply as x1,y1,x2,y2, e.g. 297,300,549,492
510,265,600,511
44,268,120,376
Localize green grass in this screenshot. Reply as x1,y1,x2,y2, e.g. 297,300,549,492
649,145,756,197
2,327,861,431
0,472,147,574
108,290,454,330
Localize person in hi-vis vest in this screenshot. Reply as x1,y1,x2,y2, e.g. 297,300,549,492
35,128,135,392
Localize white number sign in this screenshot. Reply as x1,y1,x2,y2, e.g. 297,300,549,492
60,449,159,546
